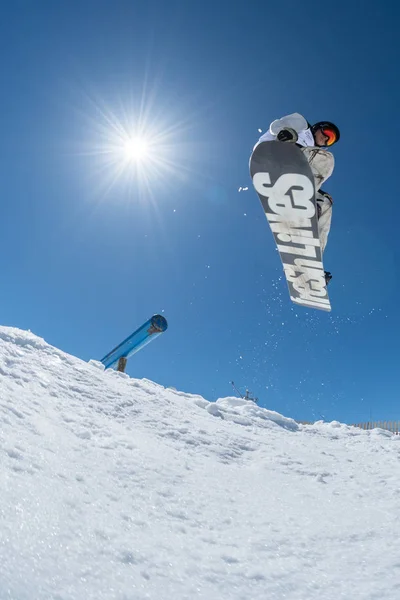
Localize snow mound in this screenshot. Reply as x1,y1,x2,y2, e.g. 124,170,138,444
0,326,399,600
204,396,299,430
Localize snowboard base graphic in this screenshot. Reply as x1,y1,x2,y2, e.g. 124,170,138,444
250,141,331,312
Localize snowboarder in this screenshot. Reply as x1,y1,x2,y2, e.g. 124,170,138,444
255,113,340,284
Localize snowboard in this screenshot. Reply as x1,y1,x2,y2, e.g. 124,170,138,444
250,141,331,312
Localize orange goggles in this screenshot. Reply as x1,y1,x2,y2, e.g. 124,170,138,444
321,127,338,146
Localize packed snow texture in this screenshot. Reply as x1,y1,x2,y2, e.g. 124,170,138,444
0,327,399,600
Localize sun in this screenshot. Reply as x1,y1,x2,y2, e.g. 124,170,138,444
78,85,197,204
123,137,150,163
77,78,208,207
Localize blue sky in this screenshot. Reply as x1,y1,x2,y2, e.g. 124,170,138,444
0,0,398,424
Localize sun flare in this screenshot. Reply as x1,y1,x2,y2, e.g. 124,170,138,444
80,87,196,204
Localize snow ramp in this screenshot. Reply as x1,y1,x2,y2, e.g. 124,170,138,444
0,326,399,600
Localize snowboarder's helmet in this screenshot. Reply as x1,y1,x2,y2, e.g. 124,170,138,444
311,121,340,146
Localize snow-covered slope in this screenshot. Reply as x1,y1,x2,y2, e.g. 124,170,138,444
0,327,399,600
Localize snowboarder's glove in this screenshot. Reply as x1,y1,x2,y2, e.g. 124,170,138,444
277,128,298,143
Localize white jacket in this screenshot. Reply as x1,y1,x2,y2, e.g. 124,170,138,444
258,112,315,147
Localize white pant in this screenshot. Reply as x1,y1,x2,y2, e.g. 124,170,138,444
316,192,332,254
301,147,334,254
